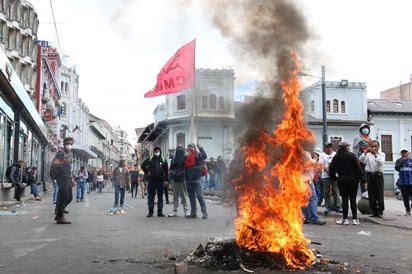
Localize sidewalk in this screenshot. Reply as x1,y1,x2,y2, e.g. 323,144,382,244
320,196,412,230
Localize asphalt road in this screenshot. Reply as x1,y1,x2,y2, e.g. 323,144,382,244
0,188,411,274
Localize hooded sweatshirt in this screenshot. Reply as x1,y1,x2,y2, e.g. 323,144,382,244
353,123,372,157
141,147,168,180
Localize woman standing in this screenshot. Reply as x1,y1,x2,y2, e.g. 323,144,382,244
329,142,364,225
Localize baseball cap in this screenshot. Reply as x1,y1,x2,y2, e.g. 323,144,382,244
325,142,333,147
400,148,409,153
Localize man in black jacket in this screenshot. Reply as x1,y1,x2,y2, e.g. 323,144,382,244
141,147,169,217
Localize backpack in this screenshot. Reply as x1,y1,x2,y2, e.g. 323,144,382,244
5,164,17,181
149,155,167,164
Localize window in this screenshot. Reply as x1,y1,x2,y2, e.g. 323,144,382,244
176,132,185,147
333,99,339,113
61,81,64,91
326,100,331,113
202,96,207,109
177,95,186,110
340,101,346,113
61,103,66,116
209,94,217,109
218,96,224,110
381,135,393,161
310,100,315,112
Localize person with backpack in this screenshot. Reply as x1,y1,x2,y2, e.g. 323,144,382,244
8,160,27,203
26,167,41,201
141,146,169,217
184,143,208,219
168,145,189,217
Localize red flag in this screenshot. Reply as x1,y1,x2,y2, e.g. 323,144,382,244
144,39,195,98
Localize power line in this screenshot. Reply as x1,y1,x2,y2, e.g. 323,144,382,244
49,0,62,55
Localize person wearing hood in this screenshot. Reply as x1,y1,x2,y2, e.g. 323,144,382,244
329,141,364,225
141,146,169,217
353,123,372,193
184,143,208,219
168,145,190,217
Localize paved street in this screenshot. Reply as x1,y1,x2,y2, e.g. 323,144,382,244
0,188,411,273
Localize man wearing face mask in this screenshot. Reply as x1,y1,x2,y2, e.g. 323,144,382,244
51,137,76,224
141,147,169,217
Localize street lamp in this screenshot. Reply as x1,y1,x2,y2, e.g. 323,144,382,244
299,65,328,149
321,65,327,150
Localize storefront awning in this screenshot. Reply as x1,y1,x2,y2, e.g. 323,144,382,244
72,144,97,159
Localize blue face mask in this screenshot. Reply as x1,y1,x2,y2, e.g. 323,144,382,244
361,128,369,135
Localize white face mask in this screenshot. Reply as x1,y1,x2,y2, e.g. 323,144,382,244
154,152,160,157
361,128,369,135
65,144,72,151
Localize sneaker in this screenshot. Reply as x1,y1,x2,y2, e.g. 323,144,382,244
157,212,165,217
405,211,411,216
202,214,208,219
146,212,153,217
56,217,71,224
168,212,178,217
315,220,326,225
352,219,360,225
324,208,331,215
35,196,42,201
185,214,197,219
76,199,80,202
336,219,349,225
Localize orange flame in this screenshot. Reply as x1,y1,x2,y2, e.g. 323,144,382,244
234,52,316,269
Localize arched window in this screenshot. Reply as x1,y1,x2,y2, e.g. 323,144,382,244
310,100,315,112
209,94,217,109
333,99,339,113
326,100,331,113
218,96,224,110
202,96,207,109
340,101,346,113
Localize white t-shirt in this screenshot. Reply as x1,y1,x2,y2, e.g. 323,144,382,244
319,151,336,178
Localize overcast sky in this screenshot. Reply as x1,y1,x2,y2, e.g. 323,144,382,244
29,0,412,142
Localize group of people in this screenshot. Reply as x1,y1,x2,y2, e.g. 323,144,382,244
141,143,209,219
7,160,41,203
201,156,227,191
305,123,412,227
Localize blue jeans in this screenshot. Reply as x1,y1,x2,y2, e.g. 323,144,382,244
114,185,126,206
53,180,58,203
76,182,86,200
186,179,208,217
302,183,320,223
97,181,103,193
30,183,39,197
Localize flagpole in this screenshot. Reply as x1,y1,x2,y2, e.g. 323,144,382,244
190,40,197,145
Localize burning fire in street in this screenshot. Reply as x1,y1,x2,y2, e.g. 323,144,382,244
234,52,316,269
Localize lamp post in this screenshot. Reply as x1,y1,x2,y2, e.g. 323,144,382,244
299,66,328,149
321,65,328,150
